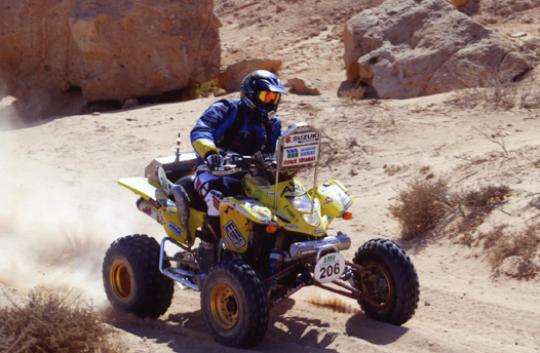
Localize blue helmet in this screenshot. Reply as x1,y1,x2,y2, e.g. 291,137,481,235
240,70,286,115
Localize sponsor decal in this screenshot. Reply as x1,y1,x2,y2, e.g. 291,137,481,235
224,221,246,249
149,199,161,209
283,132,321,147
287,148,299,159
168,222,183,237
300,145,316,157
281,144,319,168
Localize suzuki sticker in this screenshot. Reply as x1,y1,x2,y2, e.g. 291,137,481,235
283,132,321,147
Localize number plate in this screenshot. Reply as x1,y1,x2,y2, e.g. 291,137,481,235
314,252,346,283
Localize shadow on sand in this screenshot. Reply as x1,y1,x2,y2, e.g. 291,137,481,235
345,313,409,345
109,297,409,352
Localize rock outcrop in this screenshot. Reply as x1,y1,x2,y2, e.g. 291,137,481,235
343,0,531,99
0,0,220,110
286,77,321,95
218,59,282,92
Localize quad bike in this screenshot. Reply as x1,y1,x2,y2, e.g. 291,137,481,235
103,122,420,348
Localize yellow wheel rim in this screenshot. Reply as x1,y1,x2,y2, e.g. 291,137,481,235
210,283,240,329
110,260,133,299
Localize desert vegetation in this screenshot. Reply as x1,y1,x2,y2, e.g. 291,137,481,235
0,289,124,353
391,177,539,277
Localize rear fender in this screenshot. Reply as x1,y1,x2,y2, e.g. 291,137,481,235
118,177,162,202
118,177,201,247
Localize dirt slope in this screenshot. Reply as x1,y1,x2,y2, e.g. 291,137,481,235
1,1,540,352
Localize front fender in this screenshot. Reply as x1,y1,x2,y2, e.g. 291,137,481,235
219,198,274,253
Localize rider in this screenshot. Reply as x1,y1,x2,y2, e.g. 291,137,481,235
190,70,286,248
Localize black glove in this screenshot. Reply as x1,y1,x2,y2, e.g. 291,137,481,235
205,153,224,171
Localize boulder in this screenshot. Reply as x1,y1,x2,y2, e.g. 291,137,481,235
0,0,220,113
343,0,531,99
218,59,282,92
286,77,321,95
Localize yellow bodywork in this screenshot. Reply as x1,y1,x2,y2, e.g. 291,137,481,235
118,172,352,252
242,175,352,238
118,177,203,247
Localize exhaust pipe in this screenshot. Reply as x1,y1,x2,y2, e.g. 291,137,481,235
288,232,351,259
136,198,163,224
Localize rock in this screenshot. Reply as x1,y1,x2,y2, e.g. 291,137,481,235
286,77,321,95
343,0,531,99
0,0,220,116
500,256,538,278
337,81,366,100
218,59,282,92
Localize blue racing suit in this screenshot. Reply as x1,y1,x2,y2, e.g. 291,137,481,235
190,99,281,219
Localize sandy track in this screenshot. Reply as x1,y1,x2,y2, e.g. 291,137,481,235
106,271,539,353
2,90,540,353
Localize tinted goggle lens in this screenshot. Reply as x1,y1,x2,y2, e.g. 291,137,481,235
258,91,281,104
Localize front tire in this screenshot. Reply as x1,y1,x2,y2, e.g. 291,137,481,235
201,261,269,348
102,234,174,318
353,238,419,325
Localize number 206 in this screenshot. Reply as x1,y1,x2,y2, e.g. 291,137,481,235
320,263,340,279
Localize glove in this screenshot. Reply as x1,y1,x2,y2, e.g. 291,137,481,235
205,153,224,171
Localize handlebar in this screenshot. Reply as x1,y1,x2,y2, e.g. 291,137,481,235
207,152,276,177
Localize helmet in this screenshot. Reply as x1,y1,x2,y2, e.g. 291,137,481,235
240,70,286,115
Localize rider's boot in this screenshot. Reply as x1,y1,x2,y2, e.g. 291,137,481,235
195,215,220,274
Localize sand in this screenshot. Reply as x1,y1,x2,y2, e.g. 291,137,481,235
1,0,539,352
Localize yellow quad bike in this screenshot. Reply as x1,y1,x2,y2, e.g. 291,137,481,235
102,122,420,348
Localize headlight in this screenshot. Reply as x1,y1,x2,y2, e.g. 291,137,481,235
289,195,321,226
303,212,321,227
289,194,314,213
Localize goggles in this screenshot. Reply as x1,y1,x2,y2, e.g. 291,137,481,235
258,91,281,105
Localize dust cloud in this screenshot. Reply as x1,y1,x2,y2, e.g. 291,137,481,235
0,100,137,304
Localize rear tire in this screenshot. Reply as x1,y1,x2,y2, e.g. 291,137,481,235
102,234,174,318
201,261,269,348
353,238,419,325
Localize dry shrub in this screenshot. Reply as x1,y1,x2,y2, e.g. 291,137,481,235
451,82,522,111
455,185,511,233
391,178,512,240
195,79,222,98
460,184,511,211
390,178,450,240
306,296,359,314
0,289,124,353
480,224,540,277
